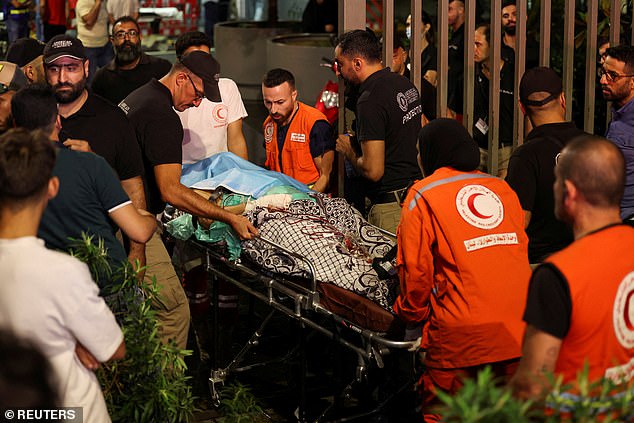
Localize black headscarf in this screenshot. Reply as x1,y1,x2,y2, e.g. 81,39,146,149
419,118,480,176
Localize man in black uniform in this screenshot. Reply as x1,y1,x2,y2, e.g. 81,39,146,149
43,34,147,270
505,67,585,265
472,23,515,177
334,29,422,233
447,0,465,118
119,51,258,348
91,16,171,105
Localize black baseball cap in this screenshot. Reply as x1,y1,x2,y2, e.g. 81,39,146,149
0,62,28,93
6,38,45,67
519,66,563,107
43,34,87,64
180,50,221,102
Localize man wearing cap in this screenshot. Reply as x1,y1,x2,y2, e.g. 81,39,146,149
6,37,46,84
119,51,258,348
601,45,634,221
174,31,249,163
0,61,28,135
506,67,585,264
91,16,171,106
43,34,148,279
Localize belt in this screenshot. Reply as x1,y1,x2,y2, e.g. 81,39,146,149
372,187,409,205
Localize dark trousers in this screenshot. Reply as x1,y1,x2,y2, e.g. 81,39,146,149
204,0,229,46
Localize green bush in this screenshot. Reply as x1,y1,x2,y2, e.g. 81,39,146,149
436,364,634,422
70,234,195,423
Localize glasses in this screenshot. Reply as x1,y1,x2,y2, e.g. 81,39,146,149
186,74,205,101
598,67,634,82
112,29,139,40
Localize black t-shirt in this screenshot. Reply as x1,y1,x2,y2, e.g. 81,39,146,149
60,92,144,181
421,44,437,77
472,60,515,149
356,68,422,199
447,24,465,114
505,122,584,262
501,36,540,70
523,263,572,339
119,79,184,214
91,52,172,106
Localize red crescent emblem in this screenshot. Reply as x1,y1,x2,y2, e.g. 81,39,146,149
467,193,493,219
214,106,227,121
625,291,634,331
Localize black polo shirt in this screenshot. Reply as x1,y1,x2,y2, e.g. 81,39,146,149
60,92,144,181
505,121,585,263
472,60,515,149
447,24,465,114
91,52,172,106
119,79,183,214
356,68,422,200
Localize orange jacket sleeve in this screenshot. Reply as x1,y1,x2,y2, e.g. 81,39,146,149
393,197,435,324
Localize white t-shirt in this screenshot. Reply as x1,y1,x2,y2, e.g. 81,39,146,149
76,0,109,47
178,78,248,164
0,237,123,423
106,0,139,21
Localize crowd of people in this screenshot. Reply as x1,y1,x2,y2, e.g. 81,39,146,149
0,1,633,421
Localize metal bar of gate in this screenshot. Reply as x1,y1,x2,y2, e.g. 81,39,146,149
337,0,366,198
410,0,422,93
437,0,449,118
515,0,527,145
463,0,476,134
607,0,622,126
584,0,599,133
382,0,394,70
539,0,551,67
488,0,502,176
563,0,575,122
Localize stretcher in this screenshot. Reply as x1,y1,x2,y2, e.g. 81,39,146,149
168,232,419,422
165,154,419,421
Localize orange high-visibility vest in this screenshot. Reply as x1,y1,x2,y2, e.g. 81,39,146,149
263,102,328,185
547,224,634,386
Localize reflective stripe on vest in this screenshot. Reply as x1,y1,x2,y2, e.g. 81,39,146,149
408,173,496,210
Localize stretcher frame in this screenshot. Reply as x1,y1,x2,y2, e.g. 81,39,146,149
182,234,418,422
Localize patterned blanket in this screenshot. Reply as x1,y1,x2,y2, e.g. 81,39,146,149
242,194,398,311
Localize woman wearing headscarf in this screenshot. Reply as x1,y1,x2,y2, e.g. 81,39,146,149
393,119,531,422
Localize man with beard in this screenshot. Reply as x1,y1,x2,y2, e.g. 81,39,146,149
446,0,465,118
43,34,148,276
601,45,634,221
91,16,171,105
335,29,422,233
0,62,28,135
261,68,334,192
499,1,538,69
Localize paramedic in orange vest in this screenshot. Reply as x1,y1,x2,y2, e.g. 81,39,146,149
261,68,335,193
511,135,634,400
393,118,531,422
